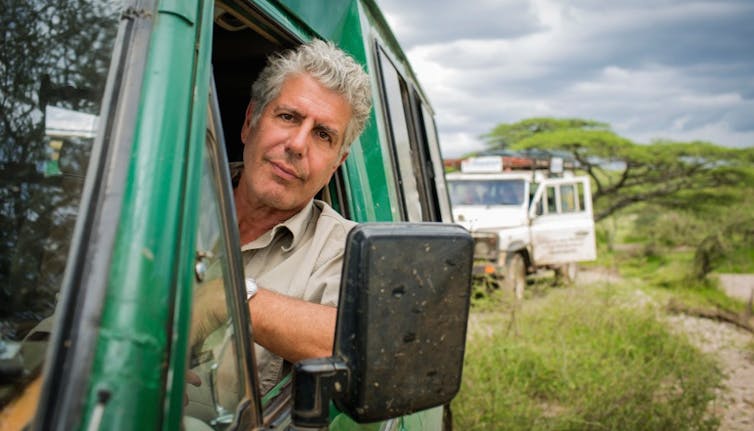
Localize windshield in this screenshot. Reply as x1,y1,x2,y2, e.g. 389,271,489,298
0,0,120,409
448,179,526,206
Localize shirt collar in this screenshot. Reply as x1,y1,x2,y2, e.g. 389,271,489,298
240,200,315,253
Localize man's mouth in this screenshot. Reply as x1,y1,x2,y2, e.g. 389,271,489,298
269,160,302,182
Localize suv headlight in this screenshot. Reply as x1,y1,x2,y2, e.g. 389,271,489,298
471,232,498,260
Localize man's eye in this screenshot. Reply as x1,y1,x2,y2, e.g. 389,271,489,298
317,130,332,142
279,113,295,121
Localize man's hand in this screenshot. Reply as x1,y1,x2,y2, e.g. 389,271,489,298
189,279,228,351
184,370,202,406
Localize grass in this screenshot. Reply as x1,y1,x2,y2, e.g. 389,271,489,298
453,205,752,430
598,234,750,315
593,211,753,315
715,244,754,273
453,283,723,430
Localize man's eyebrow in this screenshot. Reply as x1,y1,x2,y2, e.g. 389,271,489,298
275,104,342,139
273,104,302,118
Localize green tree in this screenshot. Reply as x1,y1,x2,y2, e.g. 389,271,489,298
483,117,609,150
484,118,754,222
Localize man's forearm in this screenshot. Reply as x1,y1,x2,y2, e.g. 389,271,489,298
248,288,336,363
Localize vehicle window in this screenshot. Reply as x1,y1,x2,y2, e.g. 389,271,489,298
0,0,120,410
376,46,423,221
405,91,444,221
493,180,525,205
576,182,587,212
417,103,451,221
560,184,577,213
448,181,481,206
448,180,525,206
184,105,251,429
546,185,558,214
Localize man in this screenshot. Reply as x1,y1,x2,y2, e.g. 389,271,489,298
229,39,371,393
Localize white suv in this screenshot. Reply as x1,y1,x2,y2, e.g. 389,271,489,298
447,157,597,297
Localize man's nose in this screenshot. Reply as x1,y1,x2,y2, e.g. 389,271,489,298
286,123,310,159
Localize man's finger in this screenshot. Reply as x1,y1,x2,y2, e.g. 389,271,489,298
186,370,202,387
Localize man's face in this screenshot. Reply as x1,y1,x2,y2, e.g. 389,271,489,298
240,73,351,213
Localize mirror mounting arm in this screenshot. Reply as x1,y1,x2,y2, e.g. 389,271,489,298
291,357,349,429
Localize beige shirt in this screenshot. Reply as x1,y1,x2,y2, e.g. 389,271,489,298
242,199,356,393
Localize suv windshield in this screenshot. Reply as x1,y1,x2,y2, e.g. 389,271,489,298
448,179,525,206
0,1,120,407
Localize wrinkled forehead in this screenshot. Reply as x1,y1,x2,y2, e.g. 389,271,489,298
277,74,352,135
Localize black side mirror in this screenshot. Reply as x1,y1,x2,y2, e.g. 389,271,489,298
292,223,473,427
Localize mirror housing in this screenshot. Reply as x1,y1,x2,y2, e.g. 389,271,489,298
292,223,473,427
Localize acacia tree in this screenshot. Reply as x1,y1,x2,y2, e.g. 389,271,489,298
483,117,610,150
483,118,754,222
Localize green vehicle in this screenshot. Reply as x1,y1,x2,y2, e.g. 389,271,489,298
0,1,473,430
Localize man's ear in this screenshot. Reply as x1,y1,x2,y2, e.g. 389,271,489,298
336,150,349,170
326,150,347,176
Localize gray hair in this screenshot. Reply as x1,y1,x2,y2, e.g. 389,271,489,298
250,39,372,152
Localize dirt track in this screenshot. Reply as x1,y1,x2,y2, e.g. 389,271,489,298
711,274,754,430
667,312,754,431
580,270,754,430
718,274,754,303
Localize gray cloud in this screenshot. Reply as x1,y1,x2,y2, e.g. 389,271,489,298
376,0,754,157
376,0,543,47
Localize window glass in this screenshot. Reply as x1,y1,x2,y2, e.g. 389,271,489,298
546,185,558,214
492,180,525,205
448,180,525,206
529,182,538,209
419,103,451,221
0,0,120,408
183,109,249,429
377,48,423,221
448,181,482,206
560,184,577,213
535,195,544,216
405,92,437,220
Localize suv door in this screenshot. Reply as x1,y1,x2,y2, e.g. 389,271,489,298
528,176,597,265
23,1,231,429
181,80,263,430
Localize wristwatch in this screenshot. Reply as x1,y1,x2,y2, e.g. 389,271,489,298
245,277,258,301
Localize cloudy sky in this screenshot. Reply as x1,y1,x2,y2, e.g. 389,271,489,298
375,0,754,158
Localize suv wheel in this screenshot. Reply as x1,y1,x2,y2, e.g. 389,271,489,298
555,262,578,285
